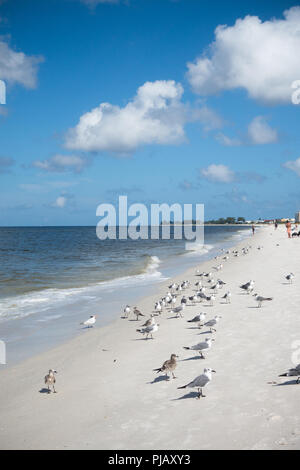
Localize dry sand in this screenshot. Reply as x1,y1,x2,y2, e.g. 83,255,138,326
0,225,300,450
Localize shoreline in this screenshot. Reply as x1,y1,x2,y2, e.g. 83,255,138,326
0,225,300,449
0,226,251,367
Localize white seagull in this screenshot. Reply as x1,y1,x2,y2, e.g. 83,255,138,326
136,322,159,340
285,273,295,284
80,315,96,328
183,338,214,359
253,294,273,308
203,315,222,332
178,368,216,399
279,364,300,384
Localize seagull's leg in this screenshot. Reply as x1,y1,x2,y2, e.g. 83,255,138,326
53,385,57,393
47,385,50,394
197,388,202,399
172,372,177,379
201,388,206,398
200,352,205,359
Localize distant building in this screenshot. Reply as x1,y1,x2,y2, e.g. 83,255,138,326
295,212,300,223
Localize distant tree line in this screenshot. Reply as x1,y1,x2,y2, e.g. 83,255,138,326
205,217,246,224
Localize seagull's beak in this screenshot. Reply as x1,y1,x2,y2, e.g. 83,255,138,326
212,370,216,373
211,339,215,342
54,370,58,374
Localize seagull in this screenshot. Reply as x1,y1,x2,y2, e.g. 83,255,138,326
187,313,207,324
136,322,159,339
154,302,162,314
133,307,145,320
205,294,216,306
123,305,131,318
279,364,300,384
170,304,185,318
203,315,222,332
178,368,216,399
183,338,214,358
141,314,155,327
222,291,231,303
181,296,187,305
80,315,96,328
44,369,57,394
240,280,254,292
153,354,179,379
188,294,198,304
285,273,295,284
253,294,273,308
246,285,254,294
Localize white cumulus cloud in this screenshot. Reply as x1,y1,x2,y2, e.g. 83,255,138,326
283,157,300,177
247,116,278,144
0,40,43,88
200,164,235,183
187,7,300,104
64,80,189,154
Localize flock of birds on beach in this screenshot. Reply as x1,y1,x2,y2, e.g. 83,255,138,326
44,236,300,398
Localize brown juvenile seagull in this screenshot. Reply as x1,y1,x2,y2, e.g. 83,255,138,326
153,354,179,379
141,314,155,327
133,307,145,321
44,369,57,394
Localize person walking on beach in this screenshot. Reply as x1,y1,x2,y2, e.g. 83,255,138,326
252,224,255,236
286,220,292,238
274,221,278,230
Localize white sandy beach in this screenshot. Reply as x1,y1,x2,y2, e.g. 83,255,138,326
0,225,300,450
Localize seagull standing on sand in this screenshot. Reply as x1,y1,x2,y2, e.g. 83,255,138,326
141,314,155,327
205,294,216,306
187,313,207,324
240,280,255,292
171,304,185,318
253,294,273,308
136,322,159,339
133,307,145,320
279,364,300,383
203,315,222,333
183,338,214,359
123,305,131,318
153,354,179,380
178,368,216,399
44,369,57,394
285,273,295,284
80,315,96,328
222,291,231,303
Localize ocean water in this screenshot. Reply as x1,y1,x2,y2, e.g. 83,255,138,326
0,225,251,365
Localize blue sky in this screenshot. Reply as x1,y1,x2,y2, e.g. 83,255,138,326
0,0,300,225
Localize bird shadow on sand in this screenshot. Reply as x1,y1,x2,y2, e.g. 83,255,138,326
39,388,51,394
131,337,155,341
181,355,205,362
274,379,300,386
247,306,260,309
167,315,182,320
147,375,171,385
171,391,200,401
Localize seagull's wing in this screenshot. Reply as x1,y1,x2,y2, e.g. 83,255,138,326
189,374,209,388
